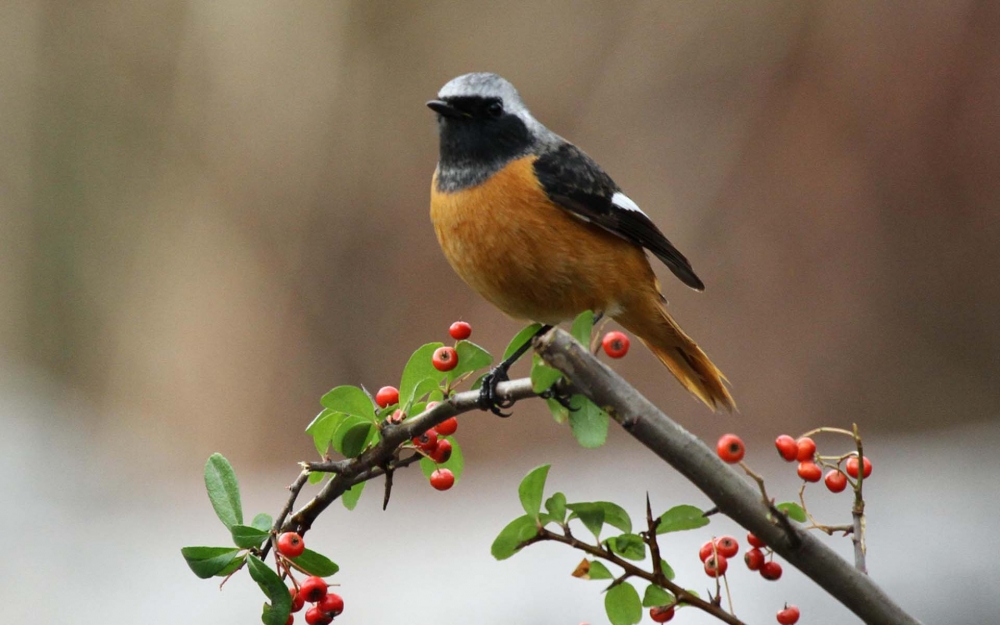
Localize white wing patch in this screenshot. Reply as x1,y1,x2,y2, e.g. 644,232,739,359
611,192,648,217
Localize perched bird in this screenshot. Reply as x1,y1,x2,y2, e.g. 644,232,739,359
427,73,734,411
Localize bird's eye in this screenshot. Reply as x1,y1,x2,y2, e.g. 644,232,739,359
487,101,503,118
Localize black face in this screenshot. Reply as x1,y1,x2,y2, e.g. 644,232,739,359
428,95,535,190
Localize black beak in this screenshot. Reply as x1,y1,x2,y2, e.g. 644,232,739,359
427,99,464,119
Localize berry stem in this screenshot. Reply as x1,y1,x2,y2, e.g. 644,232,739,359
798,426,856,439
851,423,868,574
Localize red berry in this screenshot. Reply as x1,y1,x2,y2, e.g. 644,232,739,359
449,321,472,340
601,331,630,358
430,438,452,463
774,435,798,462
796,437,816,462
412,429,438,450
388,409,405,425
375,386,399,408
304,606,332,625
298,576,328,603
744,548,764,571
650,605,675,622
277,532,305,559
430,468,455,491
434,416,458,436
698,540,715,562
760,561,783,581
777,605,801,624
747,532,766,549
317,592,344,616
704,554,728,577
432,346,458,372
825,470,848,493
716,433,745,463
845,455,872,479
714,535,739,558
797,460,822,482
290,587,305,613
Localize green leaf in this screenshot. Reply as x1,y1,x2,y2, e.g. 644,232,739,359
181,546,241,579
204,453,243,529
305,409,344,456
594,501,632,534
568,395,609,448
340,421,373,458
447,340,493,382
293,549,340,576
308,471,325,485
642,584,675,608
503,323,543,361
419,436,464,481
251,513,272,532
491,514,540,560
341,480,365,510
330,416,368,456
545,397,570,424
777,501,807,523
659,559,676,581
544,492,567,523
320,385,375,420
571,310,594,346
518,464,550,519
214,554,246,578
530,354,563,393
656,505,709,534
605,581,642,625
247,555,292,625
400,342,445,407
607,533,646,560
566,502,605,541
230,524,270,549
587,560,614,580
409,377,443,409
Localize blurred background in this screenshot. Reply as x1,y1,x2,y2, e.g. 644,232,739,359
2,1,998,623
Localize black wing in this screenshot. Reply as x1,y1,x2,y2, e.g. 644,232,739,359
534,143,705,291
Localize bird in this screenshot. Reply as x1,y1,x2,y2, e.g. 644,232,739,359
427,72,735,412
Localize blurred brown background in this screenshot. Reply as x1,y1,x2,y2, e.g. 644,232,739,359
2,1,998,623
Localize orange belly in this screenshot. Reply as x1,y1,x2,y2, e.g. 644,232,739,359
430,155,658,324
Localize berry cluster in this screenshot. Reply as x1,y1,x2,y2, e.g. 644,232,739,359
412,413,458,491
276,533,344,625
774,433,873,492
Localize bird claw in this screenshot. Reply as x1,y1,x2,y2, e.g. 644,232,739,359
540,386,576,412
478,366,515,417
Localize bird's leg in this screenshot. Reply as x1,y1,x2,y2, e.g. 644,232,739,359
478,324,553,416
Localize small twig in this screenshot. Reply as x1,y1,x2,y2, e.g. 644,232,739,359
260,471,311,562
852,423,868,573
521,528,745,625
738,461,770,503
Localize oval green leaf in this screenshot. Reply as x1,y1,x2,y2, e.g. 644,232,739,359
607,533,646,561
777,501,807,523
319,385,375,420
293,548,339,577
568,395,609,449
204,453,243,529
341,479,365,510
491,514,540,560
642,584,675,608
251,513,273,532
656,505,709,534
447,340,493,382
544,492,567,523
571,310,594,346
531,354,563,393
518,464,550,519
330,416,367,456
605,581,642,625
230,524,270,549
503,323,543,361
181,546,241,579
566,502,606,541
340,421,373,458
400,343,445,407
247,555,291,625
305,409,344,456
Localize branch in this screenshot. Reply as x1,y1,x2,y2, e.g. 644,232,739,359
521,528,745,625
281,377,538,534
535,328,921,625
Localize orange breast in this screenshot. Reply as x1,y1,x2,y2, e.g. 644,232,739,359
430,155,657,324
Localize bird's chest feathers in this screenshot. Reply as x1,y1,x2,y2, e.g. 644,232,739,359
430,156,583,318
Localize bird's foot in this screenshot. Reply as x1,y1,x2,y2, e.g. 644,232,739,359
478,364,515,417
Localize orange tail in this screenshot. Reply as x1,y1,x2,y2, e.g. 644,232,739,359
615,295,736,412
